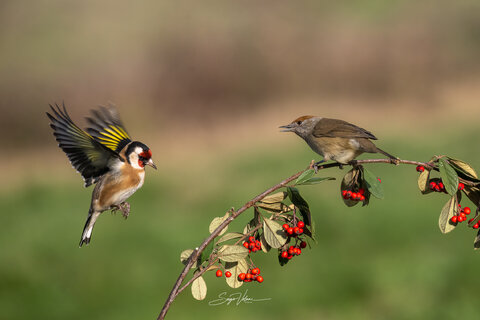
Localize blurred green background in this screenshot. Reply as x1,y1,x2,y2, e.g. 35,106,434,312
1,0,480,319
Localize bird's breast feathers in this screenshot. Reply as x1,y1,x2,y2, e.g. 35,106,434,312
95,163,145,209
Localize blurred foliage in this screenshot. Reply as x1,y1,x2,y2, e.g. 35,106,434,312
0,0,479,148
2,129,480,319
1,1,480,319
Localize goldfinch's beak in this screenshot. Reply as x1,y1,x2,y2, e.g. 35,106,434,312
279,123,295,132
146,158,157,170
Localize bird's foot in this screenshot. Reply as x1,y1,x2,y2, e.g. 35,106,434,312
119,202,130,219
390,158,400,165
313,160,325,173
348,160,358,168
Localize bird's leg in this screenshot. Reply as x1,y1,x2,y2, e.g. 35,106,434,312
110,205,120,215
119,202,131,219
348,160,358,168
313,159,325,173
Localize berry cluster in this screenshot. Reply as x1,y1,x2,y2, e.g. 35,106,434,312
282,221,305,236
450,205,472,224
342,188,366,202
215,270,232,278
416,165,425,172
243,236,262,253
238,268,263,283
280,242,306,260
429,180,465,193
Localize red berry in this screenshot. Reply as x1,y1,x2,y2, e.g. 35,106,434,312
297,221,305,228
243,242,249,249
288,246,295,255
245,273,253,281
216,270,223,277
350,192,357,200
255,240,262,248
438,182,445,190
474,223,479,229
464,207,471,215
256,275,264,283
251,268,260,275
248,236,255,243
429,182,437,190
460,212,467,219
469,218,474,224
296,248,302,255
238,273,246,281
345,191,352,198
458,182,465,191
358,188,365,195
287,227,294,235
416,165,425,172
300,241,307,248
287,254,293,260
249,243,256,250
377,177,382,183
298,228,304,234
451,216,458,223
359,195,366,201
282,223,289,230
225,271,232,278
281,251,288,258
293,227,300,234
434,185,441,192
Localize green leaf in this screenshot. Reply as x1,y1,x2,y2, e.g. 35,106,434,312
287,187,312,226
260,191,287,204
217,245,249,262
297,176,335,186
225,259,248,288
208,212,229,236
464,186,480,207
295,169,315,185
200,241,214,264
448,157,479,180
257,202,285,213
260,232,271,253
191,275,207,300
216,232,244,245
417,169,431,194
438,196,458,234
362,167,384,199
263,218,288,249
438,158,459,196
474,230,480,250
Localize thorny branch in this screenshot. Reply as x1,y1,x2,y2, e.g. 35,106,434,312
157,157,437,320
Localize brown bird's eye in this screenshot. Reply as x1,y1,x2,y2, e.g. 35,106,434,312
296,121,302,125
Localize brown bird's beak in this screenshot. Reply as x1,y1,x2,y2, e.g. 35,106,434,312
279,123,295,132
146,158,157,170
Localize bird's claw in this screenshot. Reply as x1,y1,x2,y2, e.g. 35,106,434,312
119,202,130,219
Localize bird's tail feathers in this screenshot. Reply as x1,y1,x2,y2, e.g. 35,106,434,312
376,147,398,161
79,208,100,247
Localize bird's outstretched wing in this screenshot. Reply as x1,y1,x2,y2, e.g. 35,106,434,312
85,104,132,153
47,103,122,187
312,118,378,140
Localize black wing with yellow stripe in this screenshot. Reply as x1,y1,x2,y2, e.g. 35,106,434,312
85,105,132,153
47,103,122,187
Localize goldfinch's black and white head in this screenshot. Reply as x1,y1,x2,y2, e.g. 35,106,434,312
125,141,156,170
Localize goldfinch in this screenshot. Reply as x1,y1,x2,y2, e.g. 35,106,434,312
47,103,156,247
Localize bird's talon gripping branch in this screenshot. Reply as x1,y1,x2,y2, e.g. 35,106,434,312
120,202,131,219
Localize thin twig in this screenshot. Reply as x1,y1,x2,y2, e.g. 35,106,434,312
156,157,434,320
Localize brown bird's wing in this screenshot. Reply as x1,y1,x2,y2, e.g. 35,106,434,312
47,103,123,187
85,104,132,153
312,118,378,140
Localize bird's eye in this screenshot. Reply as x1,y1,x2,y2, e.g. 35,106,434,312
296,121,302,125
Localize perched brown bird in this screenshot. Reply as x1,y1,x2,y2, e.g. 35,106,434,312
47,103,157,247
280,116,397,164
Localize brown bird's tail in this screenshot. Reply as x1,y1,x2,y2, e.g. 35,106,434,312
79,208,101,247
376,147,398,161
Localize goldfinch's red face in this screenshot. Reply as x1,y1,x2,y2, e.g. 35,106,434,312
127,142,157,170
